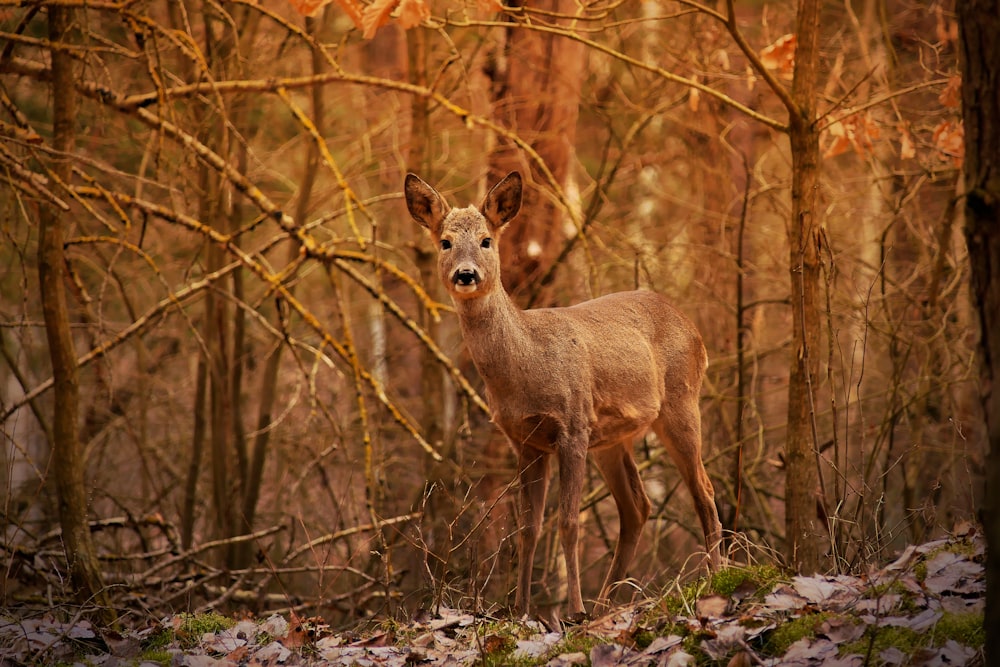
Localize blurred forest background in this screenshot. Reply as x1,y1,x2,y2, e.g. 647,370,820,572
0,0,984,626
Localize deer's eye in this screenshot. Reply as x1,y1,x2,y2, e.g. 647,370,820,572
481,238,493,249
440,239,452,250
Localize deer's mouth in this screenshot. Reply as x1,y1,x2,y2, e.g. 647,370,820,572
452,267,481,293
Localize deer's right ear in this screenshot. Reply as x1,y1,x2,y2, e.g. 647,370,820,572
482,171,522,230
404,173,449,232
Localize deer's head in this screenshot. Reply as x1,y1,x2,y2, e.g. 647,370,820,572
405,172,522,299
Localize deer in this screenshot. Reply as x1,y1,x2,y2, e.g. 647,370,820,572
404,170,723,618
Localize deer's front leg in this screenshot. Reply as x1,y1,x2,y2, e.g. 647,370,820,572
516,447,550,615
557,440,588,617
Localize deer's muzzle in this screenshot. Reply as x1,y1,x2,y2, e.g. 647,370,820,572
452,267,481,293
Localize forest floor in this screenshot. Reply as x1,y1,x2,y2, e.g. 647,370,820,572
0,525,986,667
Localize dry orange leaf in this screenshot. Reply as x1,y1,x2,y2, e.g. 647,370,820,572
288,0,331,16
759,34,796,79
688,86,701,112
397,0,430,30
688,75,701,112
336,0,365,30
939,75,961,109
932,119,964,167
476,0,504,13
897,123,916,160
822,112,880,159
362,0,397,38
287,0,363,30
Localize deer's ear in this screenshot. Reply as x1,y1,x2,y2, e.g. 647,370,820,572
482,171,522,230
405,173,449,232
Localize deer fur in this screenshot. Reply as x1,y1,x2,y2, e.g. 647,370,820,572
404,170,723,617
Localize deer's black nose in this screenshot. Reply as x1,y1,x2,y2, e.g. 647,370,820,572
454,268,479,286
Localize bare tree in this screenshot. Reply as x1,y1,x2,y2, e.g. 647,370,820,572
957,0,1000,660
37,5,114,623
783,0,827,573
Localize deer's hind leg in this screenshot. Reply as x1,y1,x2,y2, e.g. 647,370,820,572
592,441,652,607
653,397,723,569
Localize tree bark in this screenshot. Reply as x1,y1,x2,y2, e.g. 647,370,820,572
957,1,1000,662
488,0,585,299
38,5,114,623
784,0,828,573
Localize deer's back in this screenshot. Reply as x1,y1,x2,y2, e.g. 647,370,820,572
487,290,705,451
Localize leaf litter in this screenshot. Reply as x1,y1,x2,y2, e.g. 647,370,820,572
0,530,984,666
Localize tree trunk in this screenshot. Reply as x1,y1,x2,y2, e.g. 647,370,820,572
784,0,828,573
957,1,1000,662
488,0,585,300
481,0,585,613
38,5,114,623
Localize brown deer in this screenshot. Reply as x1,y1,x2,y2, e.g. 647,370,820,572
404,171,723,617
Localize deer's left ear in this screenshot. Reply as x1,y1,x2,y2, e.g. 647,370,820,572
405,173,450,233
481,171,522,230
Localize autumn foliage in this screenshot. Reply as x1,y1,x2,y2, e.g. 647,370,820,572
0,0,982,633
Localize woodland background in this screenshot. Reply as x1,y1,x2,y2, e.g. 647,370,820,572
0,0,991,632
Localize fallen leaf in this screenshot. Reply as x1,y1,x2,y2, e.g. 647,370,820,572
666,650,696,666
641,634,683,656
855,592,903,616
730,579,759,603
696,594,729,619
791,575,839,604
782,637,838,663
727,651,752,667
817,616,865,643
546,651,588,666
764,585,808,611
254,641,291,663
511,632,560,659
879,646,907,665
590,643,632,667
923,552,983,596
951,520,976,538
259,614,288,639
701,624,746,660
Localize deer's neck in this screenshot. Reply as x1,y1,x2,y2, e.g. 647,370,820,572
454,289,532,370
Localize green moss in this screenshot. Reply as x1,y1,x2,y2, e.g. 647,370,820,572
633,628,657,650
841,611,984,661
709,564,784,598
172,612,235,648
931,539,980,559
137,649,172,666
931,612,985,648
842,625,924,659
652,563,786,620
762,612,833,656
140,626,174,652
552,631,602,656
863,579,925,615
477,632,520,667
